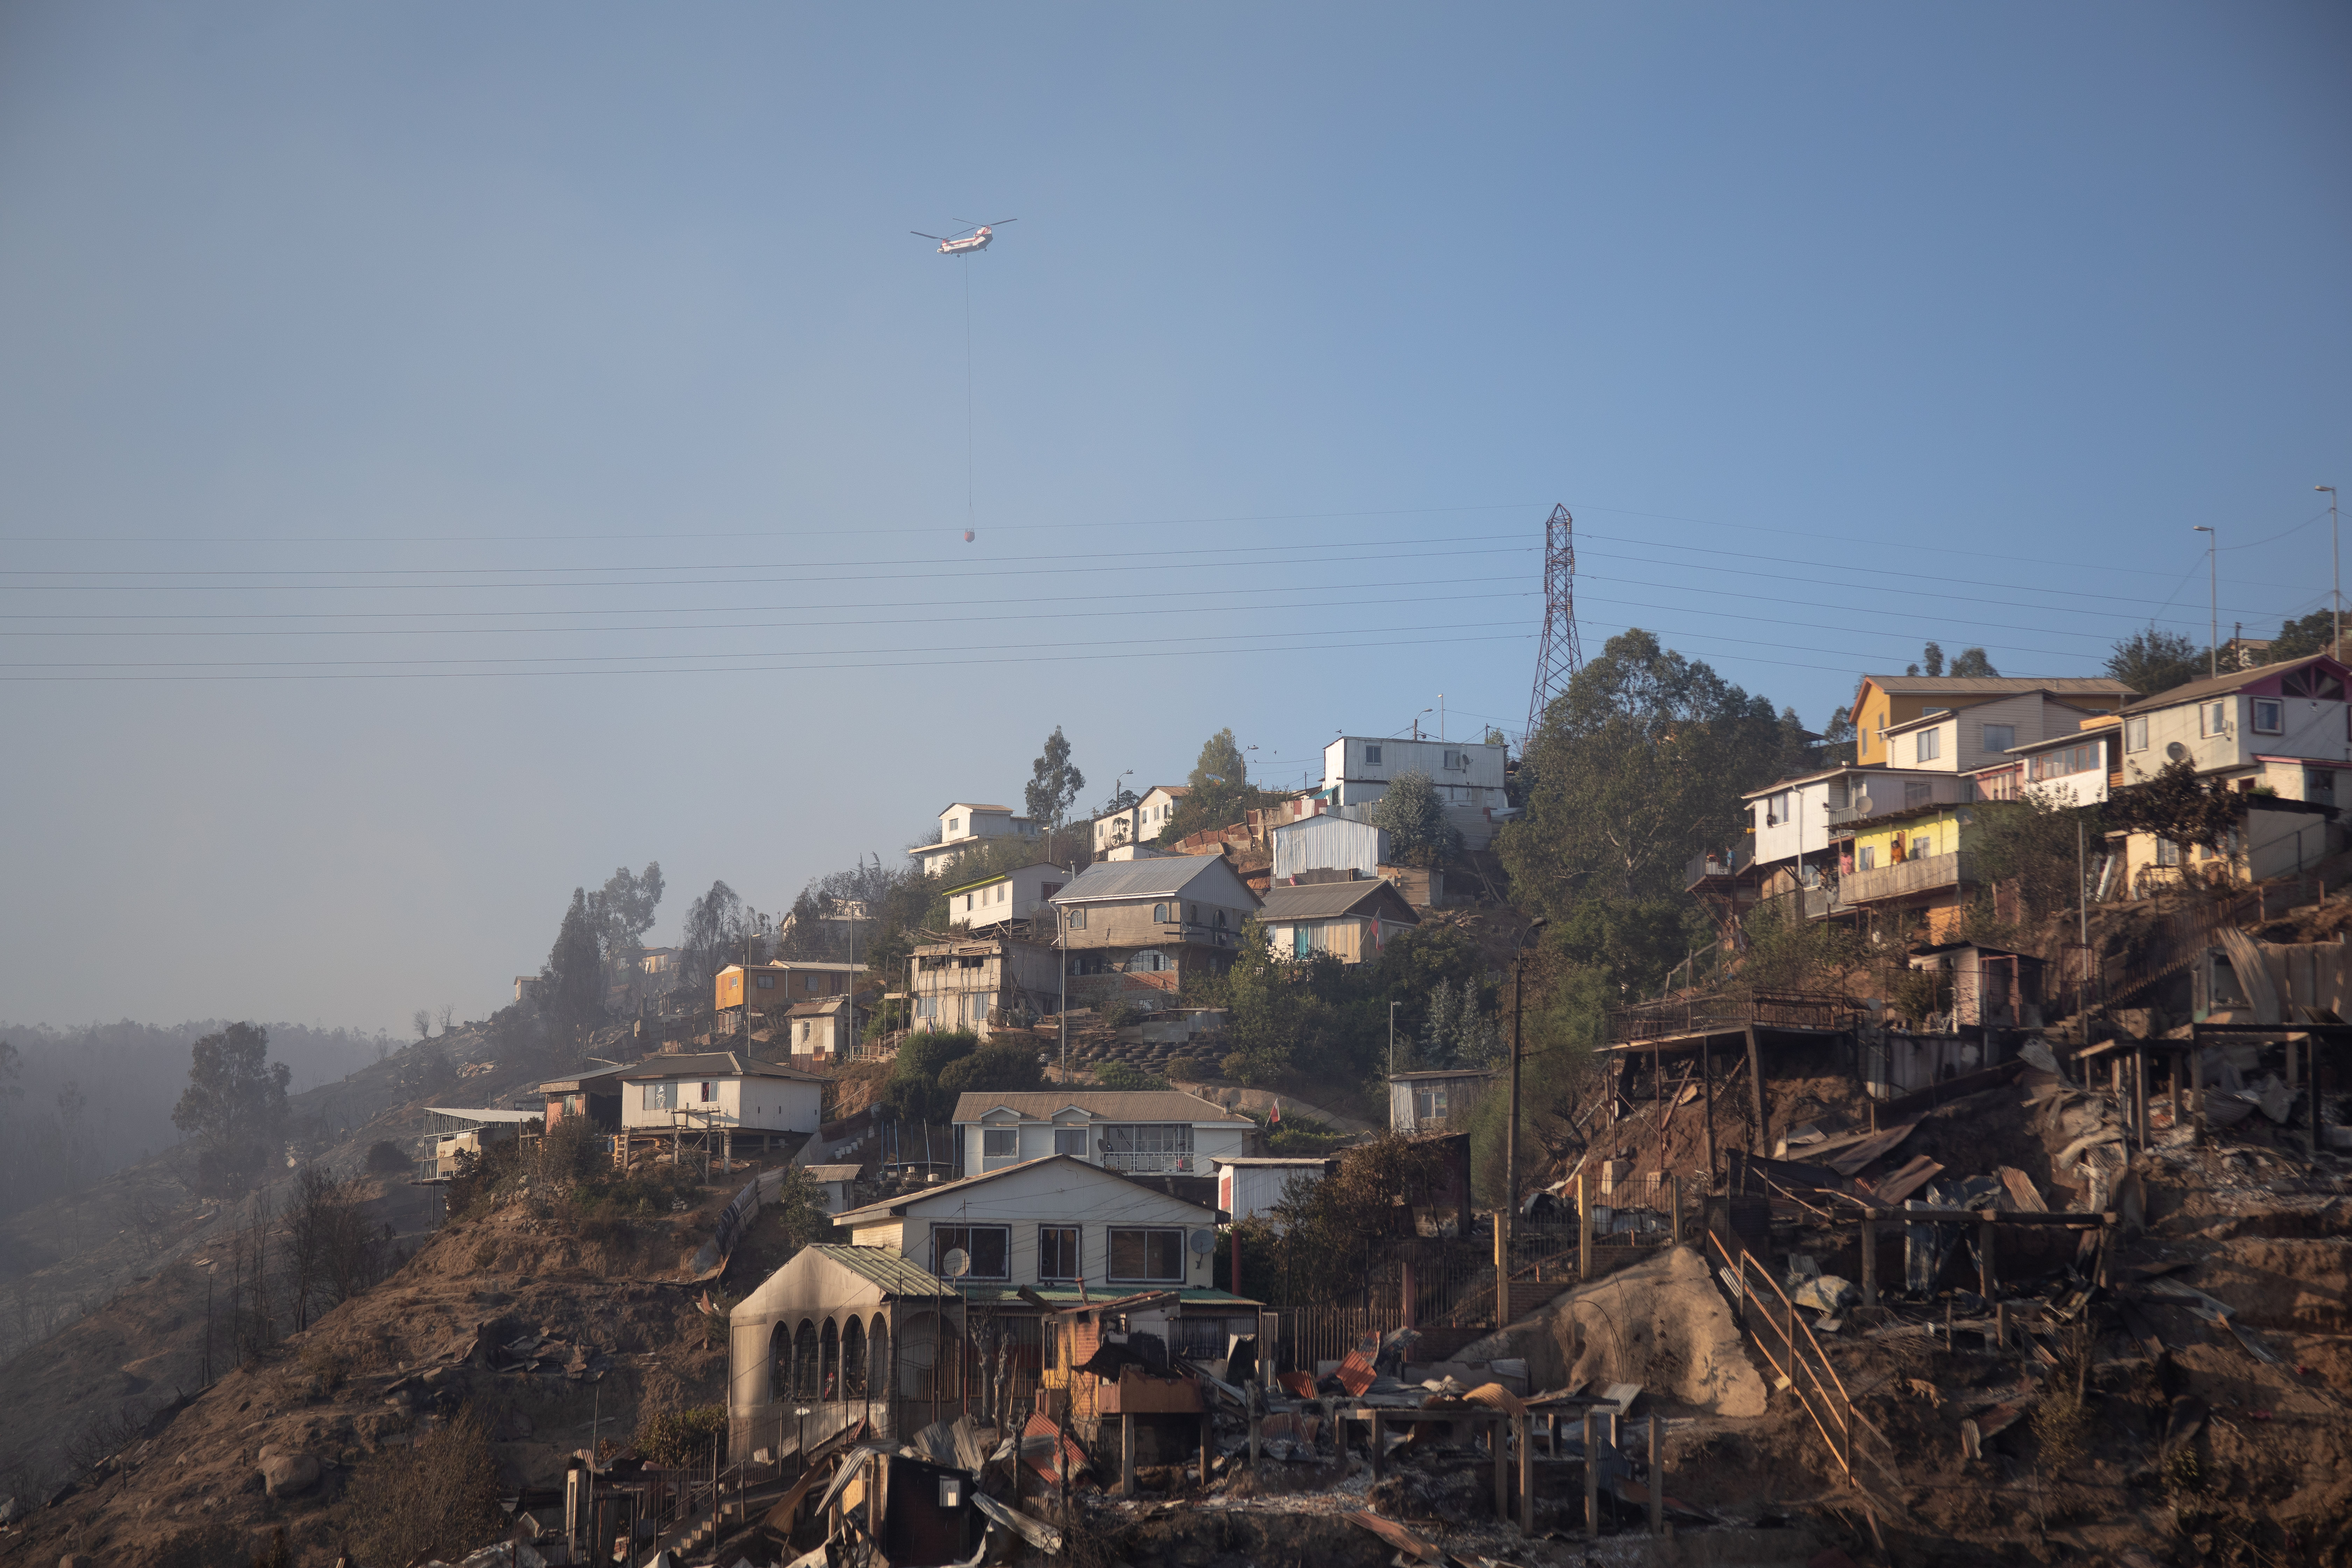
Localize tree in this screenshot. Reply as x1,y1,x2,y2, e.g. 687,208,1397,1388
1023,727,1087,833
2107,627,2205,698
681,879,767,988
938,1044,1045,1098
411,1009,431,1042
1371,769,1460,866
1949,646,1998,677
1971,794,2100,921
1819,705,1857,766
539,888,606,1040
1910,642,1945,678
881,1029,980,1122
170,1023,290,1196
2273,608,2340,663
588,861,666,981
1161,728,1278,844
2107,757,2242,862
1417,978,1500,1069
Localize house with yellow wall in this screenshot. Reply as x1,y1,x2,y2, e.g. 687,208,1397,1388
716,960,861,1014
1836,802,1979,940
1848,676,2136,769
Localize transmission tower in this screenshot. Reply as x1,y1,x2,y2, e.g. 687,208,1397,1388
1524,503,1582,742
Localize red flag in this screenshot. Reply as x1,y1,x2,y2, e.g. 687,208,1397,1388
1269,1099,1282,1126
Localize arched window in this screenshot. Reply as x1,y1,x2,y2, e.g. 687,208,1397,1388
820,1320,840,1401
770,1322,792,1406
1152,902,1168,923
793,1320,820,1400
841,1317,867,1399
869,1316,892,1401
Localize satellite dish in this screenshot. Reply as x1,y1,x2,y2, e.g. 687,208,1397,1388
2166,741,2191,762
1188,1228,1217,1256
941,1247,971,1278
1854,794,1874,817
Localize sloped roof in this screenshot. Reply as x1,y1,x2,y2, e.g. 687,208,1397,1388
951,1090,1254,1124
939,802,1014,813
1048,853,1255,903
833,1153,1217,1226
1863,676,2137,697
804,1164,865,1181
1259,880,1420,923
805,1244,959,1298
2119,653,2348,714
619,1051,825,1083
942,862,1063,896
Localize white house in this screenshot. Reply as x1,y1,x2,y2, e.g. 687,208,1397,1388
834,1154,1224,1294
619,1051,826,1158
1317,737,1510,847
951,1090,1257,1178
1741,765,1958,881
1091,785,1189,853
1269,813,1390,881
908,801,1041,877
1973,716,2121,810
1212,1156,1333,1226
803,1163,866,1216
1876,690,2117,777
940,861,1070,929
2112,654,2352,791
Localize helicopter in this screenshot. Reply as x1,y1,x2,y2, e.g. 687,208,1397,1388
912,218,1015,256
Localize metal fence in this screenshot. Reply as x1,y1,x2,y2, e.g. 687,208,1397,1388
1705,1229,1854,1480
1609,988,1854,1043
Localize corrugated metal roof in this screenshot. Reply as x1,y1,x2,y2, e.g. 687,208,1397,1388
834,1153,1222,1226
1386,1069,1495,1082
952,1091,1254,1124
2120,653,2344,713
1048,853,1236,902
619,1051,825,1082
1259,880,1418,922
807,1244,959,1298
804,1164,865,1180
1863,676,2137,696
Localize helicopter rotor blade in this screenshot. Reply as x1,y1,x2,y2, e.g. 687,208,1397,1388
911,232,949,241
948,218,1017,231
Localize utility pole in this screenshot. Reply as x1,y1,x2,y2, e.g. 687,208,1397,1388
1389,1001,1401,1078
2194,526,2217,677
1501,919,1549,1286
1058,873,1070,1079
2322,486,2341,658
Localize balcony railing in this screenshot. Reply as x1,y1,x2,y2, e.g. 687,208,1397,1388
1839,852,1978,905
1684,836,1757,890
1609,988,1855,1043
1101,1151,1190,1174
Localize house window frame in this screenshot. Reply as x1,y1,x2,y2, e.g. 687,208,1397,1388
1066,907,1086,931
1053,1127,1088,1157
2125,715,2149,753
2251,698,2284,735
1364,743,1382,765
1414,1087,1450,1121
1107,1226,1186,1284
2201,701,2230,737
982,1127,1018,1158
1915,729,1941,764
1153,902,1168,923
931,1224,1010,1280
1858,845,1876,870
1981,723,2016,754
1038,1225,1082,1281
643,1082,678,1111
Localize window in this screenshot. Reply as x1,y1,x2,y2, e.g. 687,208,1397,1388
2126,715,2149,753
700,1081,717,1102
2201,701,2229,737
1153,902,1168,923
1108,1227,1185,1282
643,1082,678,1110
931,1225,1009,1279
914,995,937,1018
2307,768,2337,802
982,1128,1018,1157
1187,903,1199,923
947,818,960,835
1858,846,1876,870
1912,834,1933,858
1826,777,1850,809
1915,730,1941,763
2156,839,2181,867
1415,1087,1450,1121
2252,699,2283,734
1982,723,2015,754
1904,781,1932,808
1066,907,1086,930
1039,1226,1082,1280
1442,749,1467,769
756,974,776,989
1364,744,1382,765
2030,742,2103,781
1053,1127,1088,1157
797,1021,809,1043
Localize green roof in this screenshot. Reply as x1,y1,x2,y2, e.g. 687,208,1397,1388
808,1244,959,1300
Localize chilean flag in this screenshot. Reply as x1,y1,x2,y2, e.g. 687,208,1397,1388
1269,1099,1282,1126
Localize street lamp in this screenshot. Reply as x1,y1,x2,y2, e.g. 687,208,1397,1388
2321,486,2340,658
2193,526,2217,676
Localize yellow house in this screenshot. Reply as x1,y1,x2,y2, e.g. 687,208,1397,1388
715,961,860,1013
1848,676,2136,768
1838,803,1979,940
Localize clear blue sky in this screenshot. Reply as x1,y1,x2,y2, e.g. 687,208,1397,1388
2,3,2346,1033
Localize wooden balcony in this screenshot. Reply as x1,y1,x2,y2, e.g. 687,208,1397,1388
1608,988,1855,1045
1839,852,1978,906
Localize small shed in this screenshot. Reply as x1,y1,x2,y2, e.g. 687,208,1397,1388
805,1163,866,1215
1211,1156,1335,1225
539,1068,626,1134
1907,941,2046,1030
1269,813,1390,881
1387,1069,1493,1134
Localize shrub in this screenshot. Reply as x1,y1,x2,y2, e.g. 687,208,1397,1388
348,1410,505,1568
1165,1054,1203,1082
637,1405,728,1467
365,1139,411,1174
1101,998,1142,1029
938,1044,1045,1098
537,1112,607,1182
1221,1051,1251,1082
1093,1061,1166,1091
